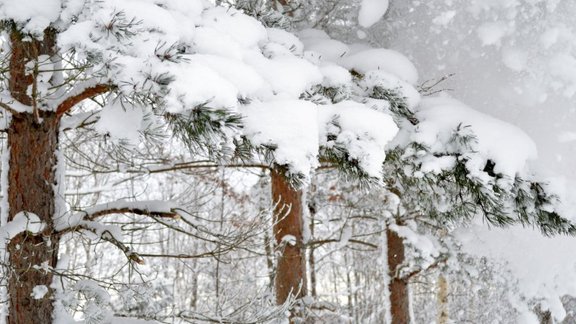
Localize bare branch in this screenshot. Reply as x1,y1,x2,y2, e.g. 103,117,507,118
85,207,178,221
55,83,112,118
307,238,378,249
400,255,449,282
0,102,20,115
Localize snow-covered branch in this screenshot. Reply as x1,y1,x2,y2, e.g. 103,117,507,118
0,211,46,242
54,200,180,232
0,94,33,114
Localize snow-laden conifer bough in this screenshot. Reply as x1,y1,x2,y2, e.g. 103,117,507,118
0,0,573,323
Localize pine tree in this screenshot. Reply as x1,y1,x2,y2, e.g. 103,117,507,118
0,2,249,322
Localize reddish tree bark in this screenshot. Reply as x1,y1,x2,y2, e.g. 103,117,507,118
4,25,109,323
271,169,307,317
5,26,61,324
7,113,60,324
387,227,410,324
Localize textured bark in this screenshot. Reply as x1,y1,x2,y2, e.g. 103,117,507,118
437,274,449,324
7,113,60,324
271,169,307,309
387,227,410,324
5,25,62,324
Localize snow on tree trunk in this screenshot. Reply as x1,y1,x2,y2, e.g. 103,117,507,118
6,28,60,324
387,227,410,324
271,169,307,319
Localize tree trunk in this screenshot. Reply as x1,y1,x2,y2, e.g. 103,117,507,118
387,227,410,324
7,112,60,324
271,169,307,316
5,26,61,324
344,252,354,320
437,274,449,324
308,200,317,299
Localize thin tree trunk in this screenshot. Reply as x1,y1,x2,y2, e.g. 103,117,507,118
264,230,275,288
387,227,410,324
308,200,317,298
437,274,449,324
353,262,361,323
344,252,354,320
261,173,276,289
271,169,307,318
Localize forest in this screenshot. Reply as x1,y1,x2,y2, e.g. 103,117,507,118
0,0,575,323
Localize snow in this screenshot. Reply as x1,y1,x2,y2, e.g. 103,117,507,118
477,22,511,46
337,226,352,248
281,235,297,246
75,280,111,304
247,55,323,100
358,0,389,28
549,53,576,95
360,70,421,108
159,60,241,113
539,26,571,49
55,200,179,231
456,224,576,320
558,131,576,143
432,11,456,27
31,285,49,299
339,49,419,85
411,96,537,181
298,29,330,43
298,28,350,62
502,48,528,72
94,101,144,144
390,224,440,264
318,64,352,88
303,39,350,62
53,148,66,234
267,28,304,56
0,0,61,35
241,100,319,177
6,1,575,321
193,26,245,60
382,2,576,319
0,0,405,185
319,101,398,179
0,94,33,114
202,6,267,49
0,211,45,242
